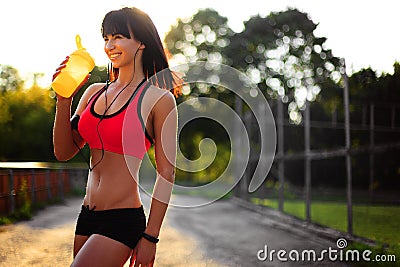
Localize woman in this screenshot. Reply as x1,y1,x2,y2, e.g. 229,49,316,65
53,7,180,267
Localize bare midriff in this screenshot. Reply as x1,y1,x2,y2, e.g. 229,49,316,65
82,149,143,210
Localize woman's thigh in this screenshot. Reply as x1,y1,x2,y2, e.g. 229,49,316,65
71,234,132,267
73,235,89,258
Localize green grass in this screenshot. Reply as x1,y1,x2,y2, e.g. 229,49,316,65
251,198,400,247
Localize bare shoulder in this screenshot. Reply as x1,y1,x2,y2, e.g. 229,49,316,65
81,83,106,100
74,83,106,115
146,85,177,109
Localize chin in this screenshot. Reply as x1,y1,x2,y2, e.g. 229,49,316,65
111,62,121,68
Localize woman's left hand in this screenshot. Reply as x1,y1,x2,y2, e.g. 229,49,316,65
130,238,156,267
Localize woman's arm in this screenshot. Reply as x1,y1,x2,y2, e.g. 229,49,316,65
52,83,101,161
53,97,80,161
145,91,177,237
132,91,177,267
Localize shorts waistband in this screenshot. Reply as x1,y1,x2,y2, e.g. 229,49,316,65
80,205,145,219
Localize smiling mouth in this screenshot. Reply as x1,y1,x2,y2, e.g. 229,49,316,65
109,53,121,60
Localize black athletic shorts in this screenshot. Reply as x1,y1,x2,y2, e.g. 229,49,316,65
75,205,146,249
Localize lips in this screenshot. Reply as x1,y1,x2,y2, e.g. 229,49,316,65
109,53,122,60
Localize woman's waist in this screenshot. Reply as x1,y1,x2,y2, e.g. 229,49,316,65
85,174,142,210
83,188,142,210
89,168,139,184
89,149,142,173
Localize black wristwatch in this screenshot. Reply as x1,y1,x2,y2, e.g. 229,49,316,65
142,232,159,244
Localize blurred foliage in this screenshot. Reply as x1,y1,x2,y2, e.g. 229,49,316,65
224,8,343,124
164,7,400,189
165,9,236,184
166,8,237,104
165,8,233,64
0,65,24,93
0,80,55,161
175,118,231,184
0,65,108,161
166,8,344,124
14,178,32,220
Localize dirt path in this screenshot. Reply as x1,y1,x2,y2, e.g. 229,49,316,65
0,197,224,267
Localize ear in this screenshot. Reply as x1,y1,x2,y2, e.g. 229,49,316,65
139,42,146,49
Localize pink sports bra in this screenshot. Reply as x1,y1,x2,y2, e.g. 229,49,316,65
78,80,153,159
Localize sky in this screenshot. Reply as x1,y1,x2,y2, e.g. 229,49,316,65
1,0,399,88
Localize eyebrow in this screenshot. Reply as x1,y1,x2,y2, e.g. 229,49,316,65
103,33,122,38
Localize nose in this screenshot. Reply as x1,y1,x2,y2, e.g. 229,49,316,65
105,39,115,51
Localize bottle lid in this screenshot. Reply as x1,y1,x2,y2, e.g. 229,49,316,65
71,34,95,68
76,34,84,50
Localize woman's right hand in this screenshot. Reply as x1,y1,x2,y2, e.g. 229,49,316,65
52,56,91,100
52,56,70,82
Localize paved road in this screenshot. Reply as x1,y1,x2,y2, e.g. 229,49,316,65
165,195,349,267
0,194,350,266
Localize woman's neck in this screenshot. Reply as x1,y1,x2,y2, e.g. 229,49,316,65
115,64,145,88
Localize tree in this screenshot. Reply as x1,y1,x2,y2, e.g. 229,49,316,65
164,9,236,184
0,83,55,161
0,65,24,93
0,64,108,161
224,8,343,123
164,8,238,100
165,8,233,65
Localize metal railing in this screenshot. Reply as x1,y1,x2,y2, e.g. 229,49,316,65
0,162,87,215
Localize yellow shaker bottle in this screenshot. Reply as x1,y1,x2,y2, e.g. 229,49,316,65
52,34,95,98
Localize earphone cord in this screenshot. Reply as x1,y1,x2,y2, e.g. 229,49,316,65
90,77,133,171
88,45,141,171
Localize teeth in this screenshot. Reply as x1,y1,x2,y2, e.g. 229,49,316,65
110,53,121,59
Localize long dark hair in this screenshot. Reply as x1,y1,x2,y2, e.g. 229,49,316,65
101,7,181,97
